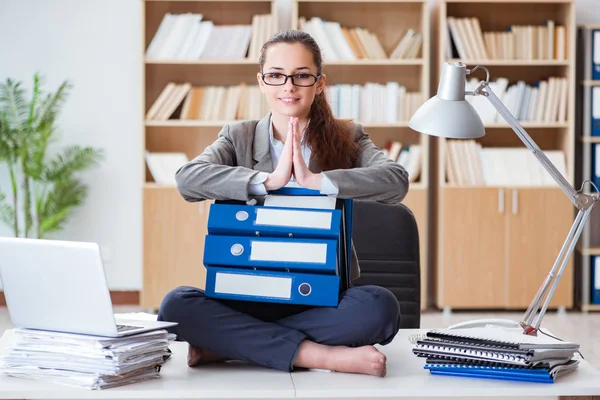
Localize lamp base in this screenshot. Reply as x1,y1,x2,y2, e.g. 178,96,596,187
447,318,521,331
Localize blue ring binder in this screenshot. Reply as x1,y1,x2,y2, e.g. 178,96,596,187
203,193,354,306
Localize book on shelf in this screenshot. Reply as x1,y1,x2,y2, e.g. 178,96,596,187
580,27,600,81
298,17,422,61
145,12,276,61
412,327,580,383
146,82,422,124
465,76,568,124
328,83,422,123
444,139,567,187
380,141,421,183
145,152,189,186
446,17,566,61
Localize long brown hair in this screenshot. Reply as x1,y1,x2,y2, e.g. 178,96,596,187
259,30,358,171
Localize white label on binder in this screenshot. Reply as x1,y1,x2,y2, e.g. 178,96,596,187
250,241,328,264
593,88,600,119
264,195,336,210
255,208,332,230
595,257,600,289
594,31,600,64
596,144,600,177
215,272,292,299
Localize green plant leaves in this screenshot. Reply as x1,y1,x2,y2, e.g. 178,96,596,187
0,74,103,238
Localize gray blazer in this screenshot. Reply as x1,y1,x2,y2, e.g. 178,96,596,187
175,113,410,281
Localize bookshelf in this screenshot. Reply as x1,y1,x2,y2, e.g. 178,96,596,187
434,0,576,310
575,25,600,312
141,0,278,309
141,0,431,310
291,0,431,310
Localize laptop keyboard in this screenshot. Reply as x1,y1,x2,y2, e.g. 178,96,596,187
116,324,143,332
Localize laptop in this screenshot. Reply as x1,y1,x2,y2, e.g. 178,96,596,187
0,237,177,337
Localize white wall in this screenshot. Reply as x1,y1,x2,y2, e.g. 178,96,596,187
0,0,598,291
0,0,143,290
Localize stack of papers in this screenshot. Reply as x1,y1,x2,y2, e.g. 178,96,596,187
412,327,581,383
0,328,172,390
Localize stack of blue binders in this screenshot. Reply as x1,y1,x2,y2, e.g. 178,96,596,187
203,187,353,307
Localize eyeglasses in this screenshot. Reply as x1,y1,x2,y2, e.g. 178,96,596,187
261,72,321,87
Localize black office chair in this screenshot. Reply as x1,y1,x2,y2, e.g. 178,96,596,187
351,200,421,328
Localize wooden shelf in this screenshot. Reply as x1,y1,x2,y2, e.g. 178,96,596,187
582,304,600,312
297,0,425,3
144,183,178,189
483,122,569,129
582,80,600,86
445,0,571,3
145,120,414,128
144,0,270,2
146,58,424,66
581,137,600,143
580,247,600,256
447,59,569,66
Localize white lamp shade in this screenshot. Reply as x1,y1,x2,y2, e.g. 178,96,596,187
408,62,486,139
408,95,485,139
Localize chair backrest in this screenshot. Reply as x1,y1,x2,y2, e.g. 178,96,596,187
351,200,421,328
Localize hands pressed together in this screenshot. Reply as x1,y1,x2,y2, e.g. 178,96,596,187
263,116,323,191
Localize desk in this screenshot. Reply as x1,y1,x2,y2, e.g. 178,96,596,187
0,329,599,399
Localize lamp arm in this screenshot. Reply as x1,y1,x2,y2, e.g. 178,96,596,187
479,83,586,206
473,81,600,335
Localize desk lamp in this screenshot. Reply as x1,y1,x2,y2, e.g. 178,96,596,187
409,62,599,335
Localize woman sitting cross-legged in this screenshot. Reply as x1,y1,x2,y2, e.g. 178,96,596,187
157,29,410,378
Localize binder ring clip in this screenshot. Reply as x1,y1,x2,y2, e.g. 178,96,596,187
230,244,244,256
235,211,249,221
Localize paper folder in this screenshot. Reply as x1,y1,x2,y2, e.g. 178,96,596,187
207,203,341,239
203,235,338,274
204,266,341,306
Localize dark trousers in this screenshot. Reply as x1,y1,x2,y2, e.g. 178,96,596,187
157,284,401,372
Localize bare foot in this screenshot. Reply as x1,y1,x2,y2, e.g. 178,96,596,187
294,341,387,377
326,345,387,377
187,344,229,367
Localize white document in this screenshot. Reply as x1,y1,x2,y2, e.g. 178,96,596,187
264,195,336,210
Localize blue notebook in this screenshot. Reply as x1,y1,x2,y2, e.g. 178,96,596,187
425,360,580,383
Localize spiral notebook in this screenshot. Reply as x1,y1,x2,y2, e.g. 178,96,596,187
424,359,580,383
425,327,580,351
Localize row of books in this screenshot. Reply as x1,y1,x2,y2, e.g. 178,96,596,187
146,83,269,122
299,17,421,61
145,144,422,186
145,13,276,60
0,328,172,390
445,139,567,187
447,17,566,61
413,327,580,383
466,76,568,124
146,82,423,124
328,84,422,124
380,142,421,183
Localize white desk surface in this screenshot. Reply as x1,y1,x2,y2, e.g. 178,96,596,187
0,328,599,399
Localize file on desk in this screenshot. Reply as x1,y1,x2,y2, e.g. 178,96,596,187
204,266,341,306
203,235,338,274
207,203,341,239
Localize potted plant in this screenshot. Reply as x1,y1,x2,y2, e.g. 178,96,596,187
0,74,104,239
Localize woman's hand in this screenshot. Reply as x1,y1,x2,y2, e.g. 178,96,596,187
291,117,322,190
264,117,294,191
